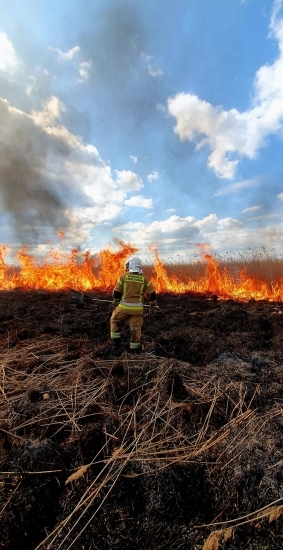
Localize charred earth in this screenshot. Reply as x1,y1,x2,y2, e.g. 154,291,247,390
1,290,283,549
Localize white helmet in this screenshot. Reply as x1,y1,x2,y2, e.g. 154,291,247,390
126,256,143,273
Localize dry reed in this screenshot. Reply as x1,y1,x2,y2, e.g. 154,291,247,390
1,334,282,549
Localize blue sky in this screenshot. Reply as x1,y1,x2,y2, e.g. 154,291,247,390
0,0,283,262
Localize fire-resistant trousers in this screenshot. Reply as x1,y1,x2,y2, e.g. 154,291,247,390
110,306,143,349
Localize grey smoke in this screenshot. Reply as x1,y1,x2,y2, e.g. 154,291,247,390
80,3,144,88
0,98,73,243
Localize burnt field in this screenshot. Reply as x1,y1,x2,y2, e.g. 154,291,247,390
1,290,283,550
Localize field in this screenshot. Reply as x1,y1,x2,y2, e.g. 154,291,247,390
0,251,283,550
1,253,283,549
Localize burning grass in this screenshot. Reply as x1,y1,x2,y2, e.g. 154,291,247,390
159,248,283,286
1,242,283,301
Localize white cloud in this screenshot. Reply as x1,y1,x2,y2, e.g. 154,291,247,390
130,155,137,163
141,52,164,77
242,205,261,213
111,210,283,257
51,45,91,83
165,208,176,213
26,76,37,96
141,53,152,63
111,215,200,258
192,214,218,231
124,195,153,209
157,103,166,112
148,215,196,234
217,217,243,230
78,60,92,82
51,46,80,61
115,170,144,191
168,3,283,179
213,177,260,197
147,171,159,181
277,192,283,201
0,32,18,72
30,96,65,127
148,66,163,77
113,215,197,244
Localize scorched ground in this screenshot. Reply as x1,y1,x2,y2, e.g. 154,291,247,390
1,290,283,550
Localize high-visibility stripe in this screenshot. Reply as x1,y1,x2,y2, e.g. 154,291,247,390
130,342,141,349
120,301,143,307
119,304,143,312
111,332,121,339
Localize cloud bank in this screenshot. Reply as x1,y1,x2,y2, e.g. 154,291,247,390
168,1,283,179
112,211,283,258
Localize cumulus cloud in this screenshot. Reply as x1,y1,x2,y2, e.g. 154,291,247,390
192,214,218,231
124,195,153,209
147,171,159,181
112,211,283,258
277,192,283,201
168,2,283,179
113,215,198,247
30,95,66,127
130,155,137,163
147,215,196,234
217,218,243,230
115,170,144,191
113,214,244,248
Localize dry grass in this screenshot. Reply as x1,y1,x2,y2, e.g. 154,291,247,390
1,335,283,549
150,248,283,284
144,248,283,286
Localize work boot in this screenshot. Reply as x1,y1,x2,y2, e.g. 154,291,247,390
129,342,143,354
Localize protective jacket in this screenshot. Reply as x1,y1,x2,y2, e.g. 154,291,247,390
113,272,156,312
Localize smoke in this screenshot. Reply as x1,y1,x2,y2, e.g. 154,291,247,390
0,98,72,243
79,2,164,130
80,2,143,88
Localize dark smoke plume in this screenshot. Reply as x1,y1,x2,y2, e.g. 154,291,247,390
0,98,72,243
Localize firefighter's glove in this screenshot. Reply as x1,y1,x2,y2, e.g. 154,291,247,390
150,300,157,312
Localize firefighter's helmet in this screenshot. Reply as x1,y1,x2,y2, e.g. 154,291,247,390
125,256,142,272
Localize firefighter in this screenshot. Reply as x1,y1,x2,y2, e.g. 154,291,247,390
110,256,157,352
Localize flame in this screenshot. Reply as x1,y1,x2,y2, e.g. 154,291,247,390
0,242,282,301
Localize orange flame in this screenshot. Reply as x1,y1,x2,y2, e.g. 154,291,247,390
0,242,282,301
